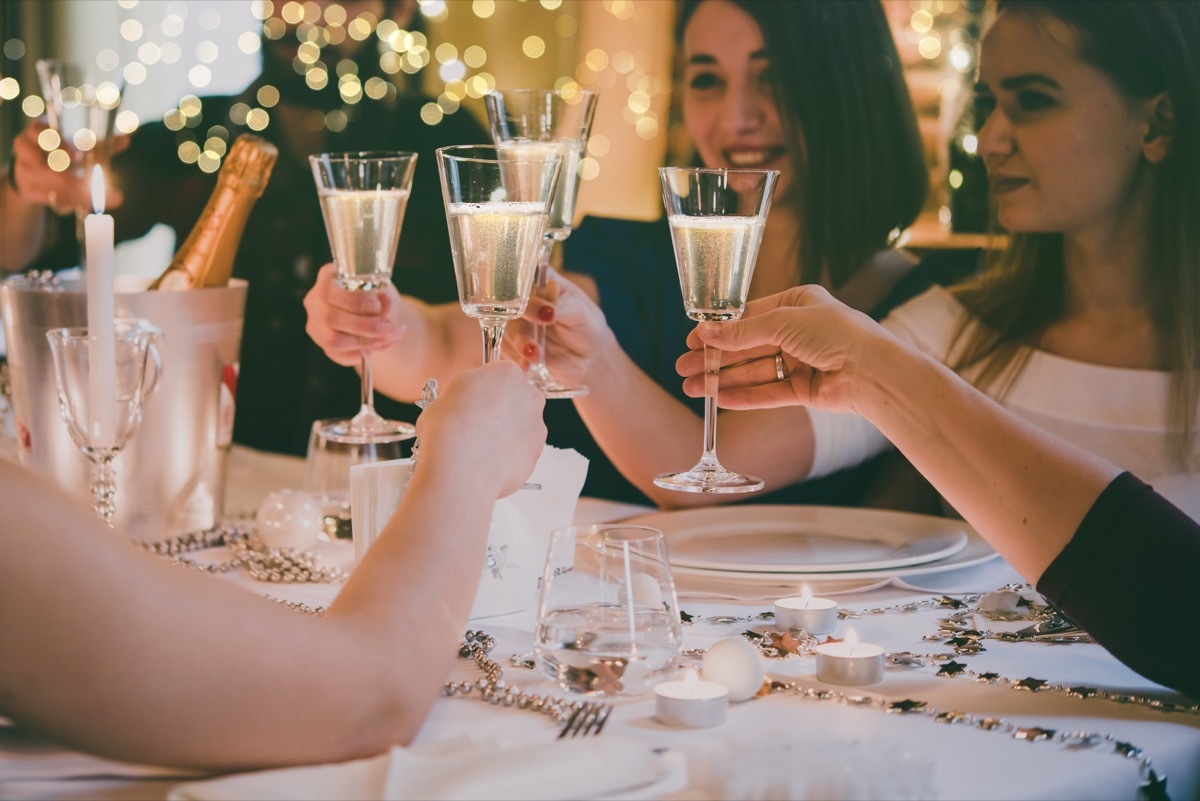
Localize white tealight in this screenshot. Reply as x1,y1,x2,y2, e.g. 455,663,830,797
256,489,324,550
655,669,728,728
775,587,838,635
618,572,664,607
701,636,766,702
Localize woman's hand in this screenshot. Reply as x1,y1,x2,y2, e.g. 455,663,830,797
303,263,405,367
416,362,547,498
10,120,128,213
677,285,891,415
503,269,616,385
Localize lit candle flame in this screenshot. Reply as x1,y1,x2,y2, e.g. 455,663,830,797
90,165,106,214
683,668,700,696
801,584,813,602
845,628,859,656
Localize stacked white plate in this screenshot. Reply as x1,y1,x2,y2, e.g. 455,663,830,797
623,506,1001,598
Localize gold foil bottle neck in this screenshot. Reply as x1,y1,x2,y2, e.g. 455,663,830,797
149,134,278,290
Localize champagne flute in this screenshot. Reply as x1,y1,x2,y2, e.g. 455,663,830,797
436,144,562,364
655,167,779,494
484,88,599,397
46,319,160,530
309,151,417,444
36,59,124,267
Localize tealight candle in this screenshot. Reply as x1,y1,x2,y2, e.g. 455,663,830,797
815,629,884,685
775,585,838,635
84,165,116,446
654,668,728,728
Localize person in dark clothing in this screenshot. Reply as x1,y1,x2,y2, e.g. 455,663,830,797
2,0,488,455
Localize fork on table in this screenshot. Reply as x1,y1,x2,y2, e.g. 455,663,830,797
558,701,612,738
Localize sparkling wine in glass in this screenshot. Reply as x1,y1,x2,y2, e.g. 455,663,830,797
485,88,599,398
46,319,160,529
436,144,562,364
656,167,779,494
310,151,417,444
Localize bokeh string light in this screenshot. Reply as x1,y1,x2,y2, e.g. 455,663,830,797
0,0,671,182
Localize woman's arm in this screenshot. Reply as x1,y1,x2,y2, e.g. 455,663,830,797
0,363,546,770
505,271,819,509
304,262,485,402
1,121,128,272
682,286,1200,696
680,285,1120,580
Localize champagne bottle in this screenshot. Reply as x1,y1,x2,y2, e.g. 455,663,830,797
149,134,278,290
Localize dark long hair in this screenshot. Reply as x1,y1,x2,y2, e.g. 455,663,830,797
952,0,1200,464
676,0,927,288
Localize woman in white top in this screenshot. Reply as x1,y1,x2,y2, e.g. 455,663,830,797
508,0,1200,516
790,0,1200,517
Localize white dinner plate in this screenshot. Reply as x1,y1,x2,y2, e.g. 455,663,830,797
624,505,969,574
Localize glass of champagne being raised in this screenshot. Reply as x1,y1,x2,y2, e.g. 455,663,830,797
309,151,418,443
655,167,779,494
484,88,599,398
436,144,562,364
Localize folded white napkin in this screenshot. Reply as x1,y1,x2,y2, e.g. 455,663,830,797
349,445,589,619
168,737,674,801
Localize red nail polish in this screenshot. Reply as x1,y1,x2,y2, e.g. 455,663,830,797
537,305,555,322
523,344,537,359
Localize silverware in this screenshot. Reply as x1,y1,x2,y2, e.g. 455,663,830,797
994,613,1095,643
558,701,612,738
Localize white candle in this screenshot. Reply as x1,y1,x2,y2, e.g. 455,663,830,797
775,585,838,635
815,629,884,686
654,668,728,728
85,165,117,446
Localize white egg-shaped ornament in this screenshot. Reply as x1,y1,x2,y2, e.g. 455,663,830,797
618,572,664,607
255,489,324,550
702,636,766,702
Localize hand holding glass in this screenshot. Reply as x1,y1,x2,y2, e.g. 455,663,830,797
436,144,562,364
485,88,599,397
310,151,417,444
46,319,160,529
535,525,682,696
656,167,779,493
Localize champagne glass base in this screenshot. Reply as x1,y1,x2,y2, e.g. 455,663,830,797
538,383,591,399
653,467,764,494
530,371,590,399
317,418,415,445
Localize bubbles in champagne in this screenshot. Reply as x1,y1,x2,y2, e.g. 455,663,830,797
447,201,548,318
667,214,764,321
495,139,581,237
318,188,411,290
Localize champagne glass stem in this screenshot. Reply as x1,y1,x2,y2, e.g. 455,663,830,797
350,350,382,428
698,342,722,469
480,320,507,364
526,239,555,382
91,453,116,530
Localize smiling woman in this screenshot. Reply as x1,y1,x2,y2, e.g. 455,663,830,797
662,0,1200,523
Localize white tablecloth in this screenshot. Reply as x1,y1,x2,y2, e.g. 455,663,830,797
2,446,1198,800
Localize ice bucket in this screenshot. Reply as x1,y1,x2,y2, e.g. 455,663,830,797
0,273,246,541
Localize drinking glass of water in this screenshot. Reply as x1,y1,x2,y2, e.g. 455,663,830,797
535,525,682,697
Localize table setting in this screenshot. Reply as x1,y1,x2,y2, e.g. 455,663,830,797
1,77,1198,801
2,434,1199,800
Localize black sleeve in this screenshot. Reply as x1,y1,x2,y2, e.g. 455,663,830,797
1037,472,1200,699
